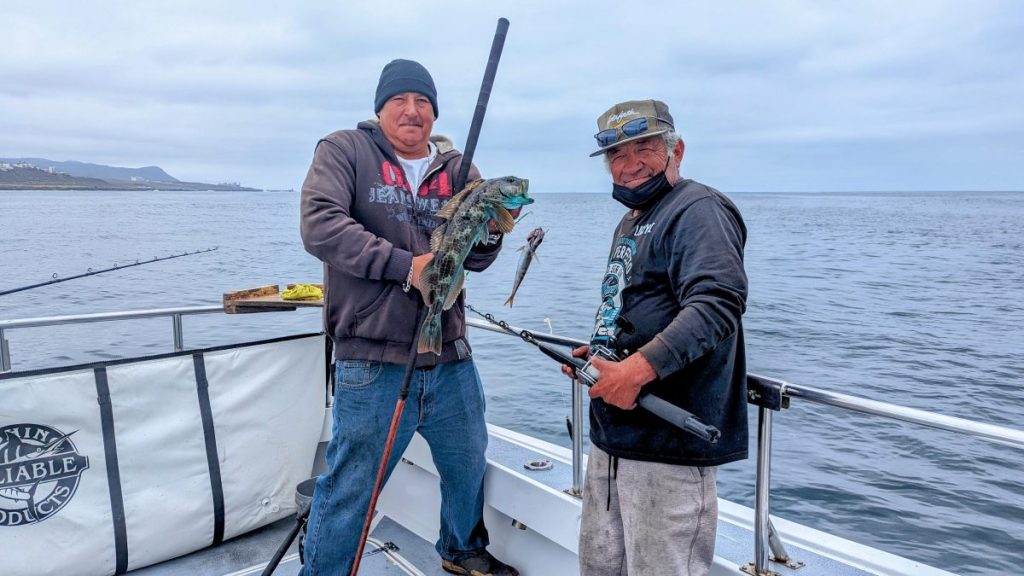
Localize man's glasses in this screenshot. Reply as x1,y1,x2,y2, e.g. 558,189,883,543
594,117,673,148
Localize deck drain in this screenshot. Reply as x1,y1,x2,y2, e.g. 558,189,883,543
523,458,553,471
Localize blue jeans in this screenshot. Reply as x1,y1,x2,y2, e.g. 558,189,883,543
301,358,490,575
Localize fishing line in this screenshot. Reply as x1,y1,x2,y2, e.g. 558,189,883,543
542,315,575,432
465,304,721,443
0,247,219,297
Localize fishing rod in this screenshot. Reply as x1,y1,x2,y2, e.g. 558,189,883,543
262,17,512,567
465,304,721,443
0,247,219,297
348,18,512,576
454,18,509,193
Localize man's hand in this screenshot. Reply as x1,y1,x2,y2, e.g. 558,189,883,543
487,207,522,234
561,345,589,378
411,253,434,294
588,352,658,410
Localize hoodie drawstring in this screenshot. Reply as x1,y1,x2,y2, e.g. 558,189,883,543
606,454,619,511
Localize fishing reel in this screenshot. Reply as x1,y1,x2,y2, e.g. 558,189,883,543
464,304,721,444
576,314,635,385
576,344,622,387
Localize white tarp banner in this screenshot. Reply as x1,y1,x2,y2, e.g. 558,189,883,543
0,334,326,576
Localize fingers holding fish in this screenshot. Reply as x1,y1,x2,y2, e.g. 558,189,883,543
410,252,434,298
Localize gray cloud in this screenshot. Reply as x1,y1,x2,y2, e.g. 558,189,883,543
1,0,1021,191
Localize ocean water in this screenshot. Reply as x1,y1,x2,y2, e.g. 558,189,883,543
1,189,1022,575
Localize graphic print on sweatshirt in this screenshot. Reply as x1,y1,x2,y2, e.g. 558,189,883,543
591,234,636,353
367,159,454,229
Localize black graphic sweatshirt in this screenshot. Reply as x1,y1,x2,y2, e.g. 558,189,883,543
589,179,749,466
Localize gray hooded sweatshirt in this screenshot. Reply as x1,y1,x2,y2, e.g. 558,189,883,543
300,120,499,367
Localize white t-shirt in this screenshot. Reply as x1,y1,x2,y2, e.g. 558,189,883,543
398,142,500,245
397,142,437,194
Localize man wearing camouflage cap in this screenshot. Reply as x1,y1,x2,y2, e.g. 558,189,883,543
564,99,749,575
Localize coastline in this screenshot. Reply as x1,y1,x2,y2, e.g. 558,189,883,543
0,183,262,192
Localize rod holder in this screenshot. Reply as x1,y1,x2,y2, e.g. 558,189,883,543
754,406,773,574
172,313,184,352
0,328,11,372
570,377,584,496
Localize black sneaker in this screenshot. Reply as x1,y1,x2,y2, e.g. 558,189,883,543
441,550,520,576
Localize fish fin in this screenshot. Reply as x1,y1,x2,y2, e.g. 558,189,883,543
418,260,435,306
417,310,443,355
442,269,466,311
461,178,485,194
435,179,481,220
491,206,516,234
504,292,515,307
435,201,458,221
430,224,446,253
516,245,525,253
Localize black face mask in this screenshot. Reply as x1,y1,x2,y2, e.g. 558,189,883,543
612,171,673,211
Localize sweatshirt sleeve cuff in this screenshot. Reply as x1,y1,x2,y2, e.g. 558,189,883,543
384,248,414,283
638,335,684,380
472,233,503,253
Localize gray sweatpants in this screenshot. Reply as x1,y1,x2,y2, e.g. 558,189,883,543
579,446,718,576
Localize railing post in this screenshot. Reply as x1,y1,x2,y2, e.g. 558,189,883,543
754,406,773,575
172,313,184,352
0,327,11,372
571,377,584,496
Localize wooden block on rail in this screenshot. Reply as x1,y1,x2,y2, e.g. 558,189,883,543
223,284,325,314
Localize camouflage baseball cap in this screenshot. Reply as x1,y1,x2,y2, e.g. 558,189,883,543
590,99,675,157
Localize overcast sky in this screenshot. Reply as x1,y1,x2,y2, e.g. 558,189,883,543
3,1,1022,192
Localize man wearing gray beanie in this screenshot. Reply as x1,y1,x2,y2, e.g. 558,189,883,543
374,58,440,119
300,58,519,576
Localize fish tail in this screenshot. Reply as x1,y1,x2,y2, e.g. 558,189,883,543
417,312,443,355
504,293,515,307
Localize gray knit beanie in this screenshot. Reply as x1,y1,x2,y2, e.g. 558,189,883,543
374,59,439,119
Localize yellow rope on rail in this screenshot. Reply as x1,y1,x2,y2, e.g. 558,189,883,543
281,284,323,301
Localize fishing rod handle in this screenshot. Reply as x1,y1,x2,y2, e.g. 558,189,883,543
536,341,578,367
532,338,720,443
635,394,721,444
582,358,720,444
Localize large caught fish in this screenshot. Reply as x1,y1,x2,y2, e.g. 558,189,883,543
505,227,545,307
418,176,533,354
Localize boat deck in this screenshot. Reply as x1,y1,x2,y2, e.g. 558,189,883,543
129,426,928,576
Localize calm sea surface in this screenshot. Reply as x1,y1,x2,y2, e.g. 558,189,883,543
1,189,1022,575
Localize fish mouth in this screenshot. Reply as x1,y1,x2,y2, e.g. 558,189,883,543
501,194,533,208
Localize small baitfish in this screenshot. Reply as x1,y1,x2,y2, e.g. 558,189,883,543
505,227,545,307
418,176,533,355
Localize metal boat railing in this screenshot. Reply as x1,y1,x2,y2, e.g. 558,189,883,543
465,317,1024,575
0,306,223,372
3,307,1023,576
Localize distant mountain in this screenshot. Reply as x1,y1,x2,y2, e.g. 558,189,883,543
1,158,179,183
0,158,258,191
0,165,113,189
